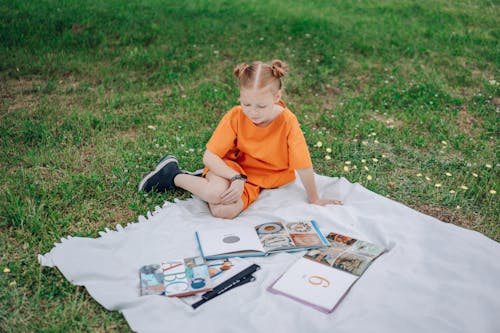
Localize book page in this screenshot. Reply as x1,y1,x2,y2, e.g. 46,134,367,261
197,225,264,257
305,232,385,276
179,257,252,307
284,221,325,248
255,221,326,252
162,257,213,297
271,257,358,311
255,222,294,252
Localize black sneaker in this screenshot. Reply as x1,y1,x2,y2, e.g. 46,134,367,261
138,155,183,192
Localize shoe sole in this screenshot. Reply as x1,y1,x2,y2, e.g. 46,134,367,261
138,155,178,192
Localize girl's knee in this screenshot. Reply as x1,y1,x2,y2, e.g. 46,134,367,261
202,187,225,203
209,203,244,219
202,174,230,203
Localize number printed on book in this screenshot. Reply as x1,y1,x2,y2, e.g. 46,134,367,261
308,275,330,288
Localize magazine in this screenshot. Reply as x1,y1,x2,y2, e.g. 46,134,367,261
195,220,330,259
268,232,385,313
139,256,213,297
179,257,255,308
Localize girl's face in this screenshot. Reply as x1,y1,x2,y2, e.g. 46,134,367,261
240,87,282,128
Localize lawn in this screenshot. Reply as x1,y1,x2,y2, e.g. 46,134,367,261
0,0,498,331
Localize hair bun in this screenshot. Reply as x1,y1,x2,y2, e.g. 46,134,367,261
234,63,250,78
271,59,288,78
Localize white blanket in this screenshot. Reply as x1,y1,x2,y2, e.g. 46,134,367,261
39,176,500,333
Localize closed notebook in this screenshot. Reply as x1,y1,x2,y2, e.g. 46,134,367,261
268,232,385,313
195,220,330,259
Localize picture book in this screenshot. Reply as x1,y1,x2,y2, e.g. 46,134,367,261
268,232,385,313
139,256,214,297
179,257,255,308
195,220,330,259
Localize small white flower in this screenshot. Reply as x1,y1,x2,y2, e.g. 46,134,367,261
147,125,156,130
489,190,496,194
445,172,452,177
325,155,331,160
367,175,372,180
326,148,332,153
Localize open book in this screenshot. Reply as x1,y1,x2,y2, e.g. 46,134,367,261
195,220,329,259
268,232,385,313
139,256,213,297
179,257,255,308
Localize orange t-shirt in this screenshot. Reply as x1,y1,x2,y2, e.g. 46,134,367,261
206,100,312,189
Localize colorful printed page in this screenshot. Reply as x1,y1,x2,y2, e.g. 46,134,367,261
304,232,385,276
139,256,213,297
256,221,329,253
139,264,165,296
179,257,253,307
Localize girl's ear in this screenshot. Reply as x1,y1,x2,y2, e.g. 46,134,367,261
274,89,282,103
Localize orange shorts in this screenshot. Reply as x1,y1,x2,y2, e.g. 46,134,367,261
203,159,261,209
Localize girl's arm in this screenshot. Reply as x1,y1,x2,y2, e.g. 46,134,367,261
203,149,240,180
296,167,343,205
203,149,245,204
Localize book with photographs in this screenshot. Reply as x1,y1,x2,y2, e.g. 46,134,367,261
268,232,385,313
139,256,214,297
195,220,330,260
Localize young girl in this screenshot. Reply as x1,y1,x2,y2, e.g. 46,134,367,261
138,60,342,219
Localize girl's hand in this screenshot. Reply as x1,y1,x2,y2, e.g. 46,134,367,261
310,198,343,206
220,180,245,205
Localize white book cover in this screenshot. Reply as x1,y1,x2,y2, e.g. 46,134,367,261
269,257,358,313
268,232,386,313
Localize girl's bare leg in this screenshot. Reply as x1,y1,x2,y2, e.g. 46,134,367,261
174,172,245,219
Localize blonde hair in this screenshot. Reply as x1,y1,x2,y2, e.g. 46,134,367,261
233,60,288,93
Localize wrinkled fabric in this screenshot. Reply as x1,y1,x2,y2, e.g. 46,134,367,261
39,176,500,333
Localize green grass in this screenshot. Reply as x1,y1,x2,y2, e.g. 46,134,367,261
1,0,498,331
